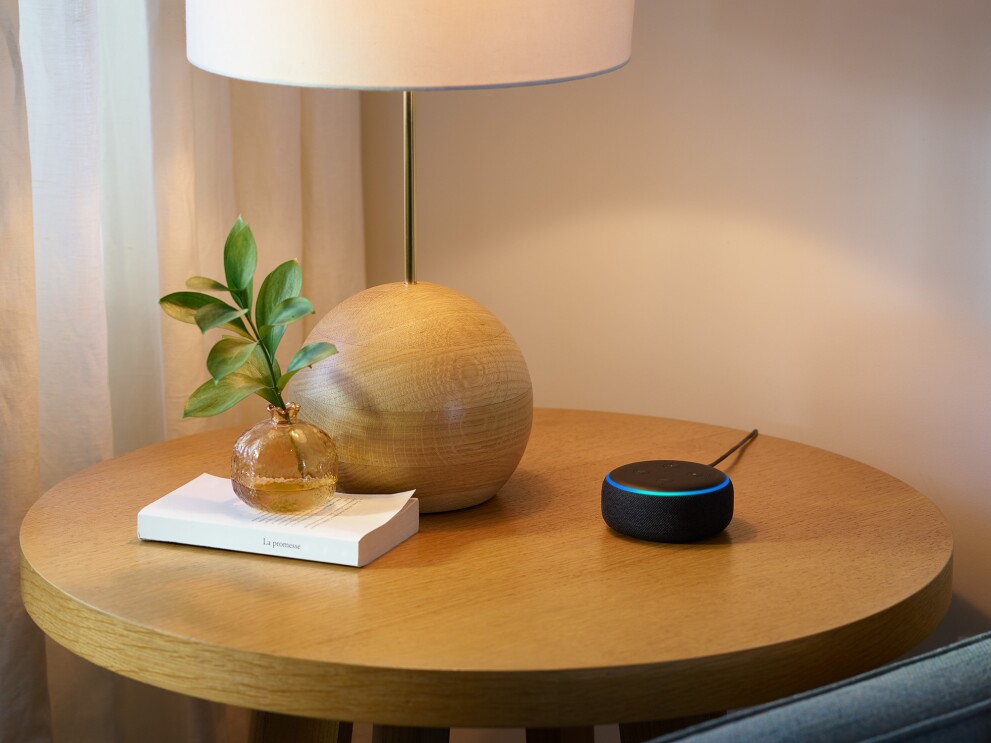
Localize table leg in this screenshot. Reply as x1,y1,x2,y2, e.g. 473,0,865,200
371,725,451,743
250,712,353,743
618,714,723,743
526,726,595,743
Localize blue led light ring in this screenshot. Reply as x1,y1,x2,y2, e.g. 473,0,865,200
605,473,730,497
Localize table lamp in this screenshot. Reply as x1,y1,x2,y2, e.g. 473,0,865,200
186,0,636,512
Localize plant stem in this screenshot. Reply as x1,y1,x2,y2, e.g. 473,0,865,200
244,314,288,411
244,315,305,476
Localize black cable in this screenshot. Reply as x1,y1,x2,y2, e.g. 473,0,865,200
708,429,759,468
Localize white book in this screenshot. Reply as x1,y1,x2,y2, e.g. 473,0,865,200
138,473,418,567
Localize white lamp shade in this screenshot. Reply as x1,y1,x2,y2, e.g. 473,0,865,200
186,0,635,90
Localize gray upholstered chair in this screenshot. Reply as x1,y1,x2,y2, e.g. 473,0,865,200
651,631,991,742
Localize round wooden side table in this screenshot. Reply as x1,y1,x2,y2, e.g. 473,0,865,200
21,409,953,740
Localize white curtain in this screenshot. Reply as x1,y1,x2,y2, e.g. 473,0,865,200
2,0,367,741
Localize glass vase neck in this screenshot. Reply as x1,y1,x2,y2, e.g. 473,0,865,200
268,402,300,425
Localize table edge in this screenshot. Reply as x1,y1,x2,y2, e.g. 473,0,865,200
20,543,953,727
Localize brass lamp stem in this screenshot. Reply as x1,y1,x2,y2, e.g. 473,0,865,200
403,90,417,285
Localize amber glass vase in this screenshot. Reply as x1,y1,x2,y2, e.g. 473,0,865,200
231,402,339,513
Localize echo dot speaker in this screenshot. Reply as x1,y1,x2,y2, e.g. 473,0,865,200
602,460,734,543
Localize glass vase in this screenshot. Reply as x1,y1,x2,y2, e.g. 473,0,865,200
231,402,339,514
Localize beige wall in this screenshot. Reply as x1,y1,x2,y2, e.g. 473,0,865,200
362,0,991,642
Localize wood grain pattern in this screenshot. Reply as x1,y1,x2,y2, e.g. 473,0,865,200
287,282,533,512
20,409,953,728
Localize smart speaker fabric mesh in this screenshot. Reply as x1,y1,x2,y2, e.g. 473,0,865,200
601,481,733,543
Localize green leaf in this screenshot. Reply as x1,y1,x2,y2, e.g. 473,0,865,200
279,342,337,389
206,337,258,382
231,279,253,312
160,292,252,339
255,260,302,357
160,292,220,324
242,345,285,408
254,386,283,408
240,346,284,406
243,344,282,403
185,276,228,292
265,297,314,327
243,344,273,381
255,260,302,326
223,217,258,292
287,342,337,373
194,303,248,333
182,373,266,418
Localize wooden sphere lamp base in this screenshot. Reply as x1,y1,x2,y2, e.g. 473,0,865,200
287,282,533,513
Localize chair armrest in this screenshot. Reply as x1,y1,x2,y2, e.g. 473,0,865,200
651,631,991,742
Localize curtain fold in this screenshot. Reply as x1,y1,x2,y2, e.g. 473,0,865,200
1,0,50,739
21,0,113,492
3,0,367,740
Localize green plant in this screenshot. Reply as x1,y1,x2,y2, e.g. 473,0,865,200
159,217,337,418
